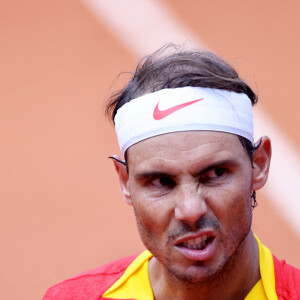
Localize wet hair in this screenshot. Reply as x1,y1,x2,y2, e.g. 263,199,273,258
106,44,259,162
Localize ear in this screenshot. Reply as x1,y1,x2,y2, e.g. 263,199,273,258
251,136,272,190
110,155,132,206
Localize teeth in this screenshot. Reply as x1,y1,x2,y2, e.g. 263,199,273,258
186,235,208,246
183,235,210,250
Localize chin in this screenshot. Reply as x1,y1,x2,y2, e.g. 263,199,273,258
166,259,228,284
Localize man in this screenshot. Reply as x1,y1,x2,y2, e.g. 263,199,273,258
44,45,300,299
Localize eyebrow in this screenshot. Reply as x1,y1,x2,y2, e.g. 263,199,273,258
194,159,237,176
135,171,174,181
134,159,237,181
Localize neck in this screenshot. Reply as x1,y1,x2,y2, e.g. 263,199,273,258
149,231,260,300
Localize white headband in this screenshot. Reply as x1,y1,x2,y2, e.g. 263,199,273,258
114,86,253,156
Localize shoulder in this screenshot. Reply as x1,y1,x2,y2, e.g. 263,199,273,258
43,254,138,300
273,255,300,300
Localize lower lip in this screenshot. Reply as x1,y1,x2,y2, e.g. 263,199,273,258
175,238,216,262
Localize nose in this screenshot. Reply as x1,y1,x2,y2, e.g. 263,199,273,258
174,184,208,225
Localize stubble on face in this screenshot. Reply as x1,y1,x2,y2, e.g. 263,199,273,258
133,196,253,286
127,131,254,286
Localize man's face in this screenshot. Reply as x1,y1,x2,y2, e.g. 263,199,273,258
125,131,255,283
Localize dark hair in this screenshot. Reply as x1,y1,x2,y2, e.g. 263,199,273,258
106,44,259,162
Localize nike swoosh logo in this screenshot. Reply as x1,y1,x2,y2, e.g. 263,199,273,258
153,98,204,120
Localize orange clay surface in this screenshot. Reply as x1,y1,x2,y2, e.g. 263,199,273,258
0,1,299,299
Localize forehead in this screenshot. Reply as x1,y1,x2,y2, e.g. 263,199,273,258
126,131,246,169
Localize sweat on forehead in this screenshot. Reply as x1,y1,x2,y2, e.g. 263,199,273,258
114,86,253,157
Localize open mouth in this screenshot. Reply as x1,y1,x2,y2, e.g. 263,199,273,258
176,234,215,251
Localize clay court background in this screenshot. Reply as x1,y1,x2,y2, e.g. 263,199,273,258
1,1,300,299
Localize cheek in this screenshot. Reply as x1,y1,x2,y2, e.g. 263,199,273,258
132,201,171,255
131,194,173,239
208,181,252,228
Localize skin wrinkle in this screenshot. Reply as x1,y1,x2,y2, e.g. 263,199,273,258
108,47,273,299
131,132,253,298
114,130,271,300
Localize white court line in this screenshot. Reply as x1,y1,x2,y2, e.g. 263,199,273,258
80,0,204,55
81,0,300,236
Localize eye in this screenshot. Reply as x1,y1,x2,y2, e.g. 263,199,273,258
151,176,175,188
200,168,227,182
214,168,226,177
